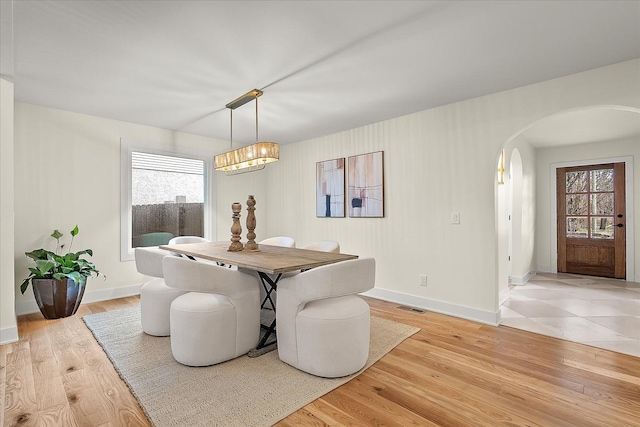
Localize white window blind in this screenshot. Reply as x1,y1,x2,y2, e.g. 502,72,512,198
132,152,204,175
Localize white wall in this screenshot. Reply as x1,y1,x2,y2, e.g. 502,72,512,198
507,139,537,284
220,59,640,325
215,171,269,245
13,103,226,315
496,150,510,302
535,137,640,280
1,76,17,344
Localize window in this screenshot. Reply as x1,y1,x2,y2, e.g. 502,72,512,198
565,167,615,239
121,140,211,261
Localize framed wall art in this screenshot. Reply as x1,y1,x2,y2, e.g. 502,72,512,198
348,151,384,218
316,158,345,217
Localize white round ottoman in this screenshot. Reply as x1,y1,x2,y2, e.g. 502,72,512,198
296,295,370,378
170,292,237,366
140,278,187,337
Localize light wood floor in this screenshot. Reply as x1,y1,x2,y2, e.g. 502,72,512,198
3,296,639,426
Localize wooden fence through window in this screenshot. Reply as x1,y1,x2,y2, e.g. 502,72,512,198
132,203,204,247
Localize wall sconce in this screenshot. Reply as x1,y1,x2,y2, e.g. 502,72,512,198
497,149,505,185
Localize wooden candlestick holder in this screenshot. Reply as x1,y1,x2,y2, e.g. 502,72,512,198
228,202,244,252
244,195,259,251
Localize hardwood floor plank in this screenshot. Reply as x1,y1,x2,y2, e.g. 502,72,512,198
355,370,498,427
8,402,80,427
3,295,640,427
370,353,576,427
403,332,639,426
4,342,39,426
399,338,591,394
497,383,632,427
320,383,425,427
275,408,330,427
299,399,364,427
0,341,7,427
63,369,111,426
400,328,640,423
430,327,640,402
491,324,640,375
407,326,640,400
34,375,69,412
25,324,57,382
333,375,438,426
86,362,150,427
562,357,640,387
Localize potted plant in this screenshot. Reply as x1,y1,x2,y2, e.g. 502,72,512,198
21,225,104,319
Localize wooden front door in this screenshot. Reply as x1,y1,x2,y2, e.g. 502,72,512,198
557,163,626,278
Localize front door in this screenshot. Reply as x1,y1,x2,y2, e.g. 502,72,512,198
557,163,626,278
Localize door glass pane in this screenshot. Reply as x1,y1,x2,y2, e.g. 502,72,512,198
590,193,614,215
566,217,588,238
566,194,588,215
590,217,614,239
566,171,587,193
590,169,614,192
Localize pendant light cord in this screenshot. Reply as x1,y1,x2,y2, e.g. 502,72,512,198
255,96,259,143
229,93,259,148
229,108,233,150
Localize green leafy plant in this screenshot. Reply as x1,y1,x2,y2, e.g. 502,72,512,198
20,225,104,294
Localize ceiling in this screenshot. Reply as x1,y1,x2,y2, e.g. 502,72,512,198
1,1,639,148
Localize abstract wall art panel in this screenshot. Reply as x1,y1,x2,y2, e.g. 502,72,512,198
316,158,345,217
348,151,384,218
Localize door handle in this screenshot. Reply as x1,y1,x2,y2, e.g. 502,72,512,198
616,223,624,228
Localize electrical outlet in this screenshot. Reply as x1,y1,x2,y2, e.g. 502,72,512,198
419,274,427,286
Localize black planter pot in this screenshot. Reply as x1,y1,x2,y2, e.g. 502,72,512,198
32,278,86,319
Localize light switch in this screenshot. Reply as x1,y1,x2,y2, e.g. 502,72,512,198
451,212,460,224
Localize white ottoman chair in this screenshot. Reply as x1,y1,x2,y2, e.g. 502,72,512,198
140,277,187,337
170,292,238,366
276,258,376,378
163,256,261,367
296,295,370,378
135,247,187,337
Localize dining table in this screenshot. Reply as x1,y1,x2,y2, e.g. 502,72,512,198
159,241,358,356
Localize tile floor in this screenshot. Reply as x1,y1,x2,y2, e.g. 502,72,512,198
500,272,640,358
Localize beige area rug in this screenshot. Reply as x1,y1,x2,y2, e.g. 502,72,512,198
83,306,419,427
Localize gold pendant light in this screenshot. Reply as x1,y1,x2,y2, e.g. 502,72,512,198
214,89,279,175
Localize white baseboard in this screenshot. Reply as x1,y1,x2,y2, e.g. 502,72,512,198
537,265,639,283
0,325,19,345
510,270,536,286
15,283,143,316
363,287,500,326
537,265,552,273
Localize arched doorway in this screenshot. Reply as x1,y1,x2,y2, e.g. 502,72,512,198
495,105,639,355
497,105,639,295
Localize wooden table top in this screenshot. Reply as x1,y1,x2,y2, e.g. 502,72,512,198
159,241,358,274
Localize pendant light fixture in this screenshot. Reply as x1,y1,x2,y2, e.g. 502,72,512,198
214,89,279,175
